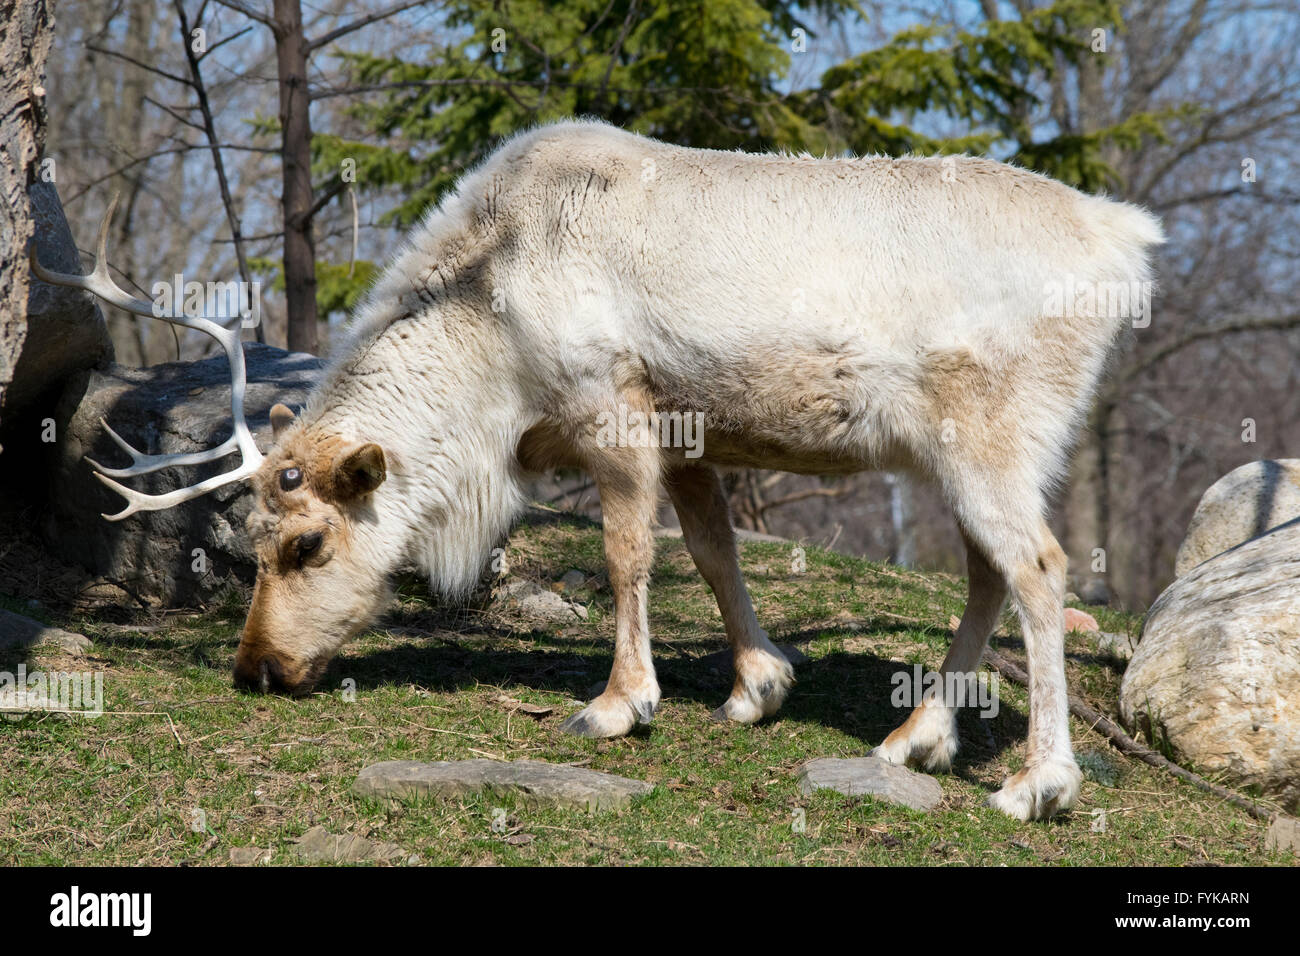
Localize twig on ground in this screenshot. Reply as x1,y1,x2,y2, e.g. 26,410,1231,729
0,708,186,748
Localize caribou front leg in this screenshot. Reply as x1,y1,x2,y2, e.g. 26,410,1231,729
560,418,661,738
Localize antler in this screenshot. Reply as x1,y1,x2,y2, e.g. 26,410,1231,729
29,194,265,520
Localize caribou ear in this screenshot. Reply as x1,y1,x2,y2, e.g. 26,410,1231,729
333,443,387,499
270,403,297,439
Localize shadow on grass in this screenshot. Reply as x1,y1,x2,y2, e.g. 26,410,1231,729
319,621,1031,781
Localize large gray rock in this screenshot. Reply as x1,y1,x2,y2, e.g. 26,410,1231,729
353,759,654,812
0,609,91,656
1121,517,1300,812
44,343,323,606
1175,459,1300,577
797,756,944,811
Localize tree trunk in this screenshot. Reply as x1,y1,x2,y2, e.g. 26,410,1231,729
1062,403,1113,605
885,472,915,567
0,0,53,439
273,0,318,354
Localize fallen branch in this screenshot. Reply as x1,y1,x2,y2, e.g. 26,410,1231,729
982,647,1272,821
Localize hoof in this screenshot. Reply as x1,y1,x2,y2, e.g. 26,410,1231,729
560,689,657,738
872,702,959,773
987,757,1082,821
714,644,794,725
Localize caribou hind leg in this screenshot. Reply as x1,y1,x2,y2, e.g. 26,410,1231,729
947,470,1081,819
871,531,1006,771
663,465,794,723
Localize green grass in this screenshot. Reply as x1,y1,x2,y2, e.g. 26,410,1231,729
0,513,1288,866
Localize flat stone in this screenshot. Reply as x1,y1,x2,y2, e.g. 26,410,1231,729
292,825,406,864
1096,631,1137,661
0,609,91,656
797,756,944,811
228,846,272,866
353,759,653,812
493,580,588,626
1265,815,1300,854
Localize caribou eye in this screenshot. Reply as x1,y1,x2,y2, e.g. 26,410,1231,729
279,466,303,491
296,530,323,565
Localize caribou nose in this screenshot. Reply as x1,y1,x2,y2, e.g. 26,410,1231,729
232,653,273,693
233,648,319,696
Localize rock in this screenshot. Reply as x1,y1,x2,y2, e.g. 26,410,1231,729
1120,518,1300,811
1265,816,1300,854
0,609,91,656
494,694,553,718
559,569,587,591
493,579,588,627
353,759,654,812
797,756,944,811
1175,459,1300,577
292,825,407,864
1077,578,1111,606
228,846,271,866
1095,631,1137,661
42,344,324,606
1076,751,1120,787
1064,608,1099,633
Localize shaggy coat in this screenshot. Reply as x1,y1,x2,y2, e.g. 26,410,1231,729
233,120,1163,821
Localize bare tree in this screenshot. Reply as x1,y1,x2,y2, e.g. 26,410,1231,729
214,0,430,353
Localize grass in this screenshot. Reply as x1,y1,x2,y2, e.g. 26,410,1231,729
0,512,1289,866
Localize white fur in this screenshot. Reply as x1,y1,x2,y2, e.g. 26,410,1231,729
294,120,1162,817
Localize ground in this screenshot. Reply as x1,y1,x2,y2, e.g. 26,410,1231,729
0,511,1289,866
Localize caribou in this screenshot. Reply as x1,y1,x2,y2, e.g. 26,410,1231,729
33,120,1162,820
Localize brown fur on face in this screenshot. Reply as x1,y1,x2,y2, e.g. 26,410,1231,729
232,408,392,696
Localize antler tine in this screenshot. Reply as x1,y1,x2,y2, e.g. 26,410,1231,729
92,458,263,522
85,418,242,479
29,194,154,319
30,194,267,518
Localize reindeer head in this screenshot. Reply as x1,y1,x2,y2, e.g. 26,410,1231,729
232,405,393,695
30,197,397,697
